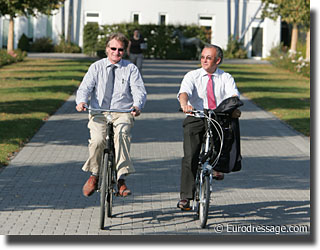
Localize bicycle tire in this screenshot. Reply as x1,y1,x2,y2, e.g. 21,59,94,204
106,154,114,218
99,152,109,230
194,174,200,219
199,175,210,228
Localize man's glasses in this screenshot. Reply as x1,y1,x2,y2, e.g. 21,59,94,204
110,47,124,52
200,56,213,61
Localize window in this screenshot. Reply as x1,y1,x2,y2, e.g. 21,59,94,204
160,14,166,25
86,13,99,17
85,12,100,25
27,16,34,40
200,16,212,20
46,16,52,38
2,18,9,48
133,13,139,23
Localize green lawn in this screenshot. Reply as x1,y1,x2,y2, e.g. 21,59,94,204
0,59,310,167
0,58,93,166
221,63,310,136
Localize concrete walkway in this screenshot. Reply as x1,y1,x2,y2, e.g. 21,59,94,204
0,59,310,236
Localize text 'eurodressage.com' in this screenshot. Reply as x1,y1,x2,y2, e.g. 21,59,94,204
211,224,309,234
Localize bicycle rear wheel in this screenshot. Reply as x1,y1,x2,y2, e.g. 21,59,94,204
99,152,109,230
199,175,210,228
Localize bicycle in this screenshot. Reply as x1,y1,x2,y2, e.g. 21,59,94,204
182,109,224,228
84,105,134,229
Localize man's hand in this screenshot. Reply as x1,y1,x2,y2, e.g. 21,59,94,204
181,104,194,113
76,102,87,112
131,106,141,117
231,108,241,118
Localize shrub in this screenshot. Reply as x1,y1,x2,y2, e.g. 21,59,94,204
30,37,54,52
0,49,27,67
54,36,82,53
18,33,30,52
224,36,247,59
269,44,310,78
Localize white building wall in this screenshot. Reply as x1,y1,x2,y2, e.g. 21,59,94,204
1,0,280,58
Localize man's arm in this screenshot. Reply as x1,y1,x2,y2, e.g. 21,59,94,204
129,65,147,117
75,64,97,112
179,92,193,113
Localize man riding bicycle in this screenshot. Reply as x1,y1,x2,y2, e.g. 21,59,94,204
177,44,241,210
76,32,147,197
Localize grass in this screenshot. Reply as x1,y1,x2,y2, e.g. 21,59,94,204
0,58,93,167
0,58,310,167
221,63,310,136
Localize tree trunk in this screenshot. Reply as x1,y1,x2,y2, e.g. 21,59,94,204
306,28,310,61
7,16,14,52
290,23,298,52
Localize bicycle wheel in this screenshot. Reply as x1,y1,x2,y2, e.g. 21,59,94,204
99,152,109,230
199,175,210,228
194,174,200,219
106,154,114,218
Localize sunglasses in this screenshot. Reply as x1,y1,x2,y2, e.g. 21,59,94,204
110,47,124,52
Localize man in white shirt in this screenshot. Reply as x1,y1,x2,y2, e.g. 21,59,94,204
177,44,241,210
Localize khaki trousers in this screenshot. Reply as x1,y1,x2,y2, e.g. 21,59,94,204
82,112,135,180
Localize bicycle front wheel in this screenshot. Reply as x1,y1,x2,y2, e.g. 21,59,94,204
199,175,210,228
99,152,109,230
106,155,114,218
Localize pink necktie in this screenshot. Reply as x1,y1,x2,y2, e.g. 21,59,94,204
207,74,216,109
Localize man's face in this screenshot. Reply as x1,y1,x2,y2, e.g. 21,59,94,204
106,38,125,64
200,47,221,73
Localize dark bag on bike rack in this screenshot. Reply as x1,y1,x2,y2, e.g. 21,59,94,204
210,96,243,173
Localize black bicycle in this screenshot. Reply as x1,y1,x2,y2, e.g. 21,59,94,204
181,97,243,228
187,109,224,228
84,105,133,229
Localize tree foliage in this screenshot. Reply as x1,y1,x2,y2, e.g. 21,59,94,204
261,0,310,27
0,0,65,52
0,0,64,17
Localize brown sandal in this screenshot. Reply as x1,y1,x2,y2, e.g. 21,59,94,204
118,179,131,197
177,199,191,211
213,171,224,180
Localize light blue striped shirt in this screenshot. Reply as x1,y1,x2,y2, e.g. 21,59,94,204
76,58,147,110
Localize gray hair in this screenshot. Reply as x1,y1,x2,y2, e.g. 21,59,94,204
204,44,223,65
105,32,128,48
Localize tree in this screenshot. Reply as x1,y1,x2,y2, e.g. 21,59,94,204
261,0,310,60
0,0,65,52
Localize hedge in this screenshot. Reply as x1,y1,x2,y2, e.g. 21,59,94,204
83,23,209,60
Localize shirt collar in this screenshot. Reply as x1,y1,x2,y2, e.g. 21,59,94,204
201,67,221,77
105,58,122,68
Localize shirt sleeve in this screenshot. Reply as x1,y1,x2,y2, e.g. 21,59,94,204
75,64,97,105
177,71,194,100
224,73,240,98
129,65,147,109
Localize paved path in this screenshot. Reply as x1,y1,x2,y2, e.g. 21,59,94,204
0,59,310,236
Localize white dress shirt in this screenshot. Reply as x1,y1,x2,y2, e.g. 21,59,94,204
76,58,147,110
178,67,240,110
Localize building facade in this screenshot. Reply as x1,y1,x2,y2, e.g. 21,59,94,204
0,0,281,58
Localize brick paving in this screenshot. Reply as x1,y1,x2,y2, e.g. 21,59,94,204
0,59,310,236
